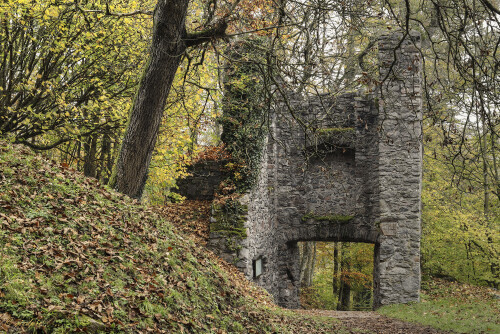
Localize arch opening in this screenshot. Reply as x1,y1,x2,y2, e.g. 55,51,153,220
298,241,375,311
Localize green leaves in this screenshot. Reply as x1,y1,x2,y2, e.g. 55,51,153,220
422,127,500,287
0,0,149,149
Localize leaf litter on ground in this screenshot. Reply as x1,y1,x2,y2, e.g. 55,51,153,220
0,140,342,333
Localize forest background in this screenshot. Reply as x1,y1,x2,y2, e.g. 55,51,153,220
0,0,498,310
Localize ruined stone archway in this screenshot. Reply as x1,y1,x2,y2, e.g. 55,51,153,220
179,32,423,309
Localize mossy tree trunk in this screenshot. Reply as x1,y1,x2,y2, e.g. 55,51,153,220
98,133,111,182
83,133,98,178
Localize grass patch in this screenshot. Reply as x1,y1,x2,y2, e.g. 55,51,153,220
378,278,500,333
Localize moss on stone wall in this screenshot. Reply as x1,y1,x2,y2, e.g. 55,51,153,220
208,38,267,261
301,212,354,223
316,127,355,135
316,127,355,143
211,199,248,249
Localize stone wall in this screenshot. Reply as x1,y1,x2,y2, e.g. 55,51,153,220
176,160,225,200
374,31,422,306
178,31,422,309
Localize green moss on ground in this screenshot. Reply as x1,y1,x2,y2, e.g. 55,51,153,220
0,140,341,333
378,278,500,333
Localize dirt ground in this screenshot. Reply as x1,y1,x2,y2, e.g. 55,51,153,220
295,310,450,333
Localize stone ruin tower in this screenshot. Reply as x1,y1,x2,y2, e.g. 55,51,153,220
178,32,423,309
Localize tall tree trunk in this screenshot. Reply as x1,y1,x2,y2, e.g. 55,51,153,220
61,142,70,164
306,242,316,287
109,0,229,199
337,262,351,311
83,134,98,178
337,243,351,311
76,139,81,171
99,133,111,183
109,0,189,198
489,130,499,287
333,242,340,294
480,106,498,288
299,242,316,288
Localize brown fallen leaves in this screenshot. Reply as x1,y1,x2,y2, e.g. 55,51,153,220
423,277,500,302
154,199,211,246
154,199,276,307
0,140,343,333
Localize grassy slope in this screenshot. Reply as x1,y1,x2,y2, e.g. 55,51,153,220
0,141,339,333
378,278,500,333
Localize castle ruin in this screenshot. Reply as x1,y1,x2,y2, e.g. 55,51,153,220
178,31,423,309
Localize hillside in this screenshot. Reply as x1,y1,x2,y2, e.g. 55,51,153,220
2,140,498,334
0,140,339,333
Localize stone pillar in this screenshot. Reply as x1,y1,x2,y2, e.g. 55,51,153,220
374,31,422,307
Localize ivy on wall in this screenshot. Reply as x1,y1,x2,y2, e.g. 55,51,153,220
218,38,268,194
210,38,269,252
